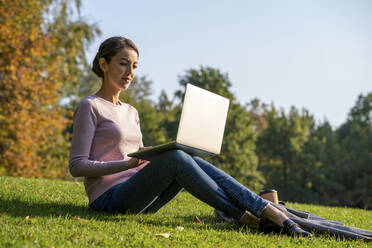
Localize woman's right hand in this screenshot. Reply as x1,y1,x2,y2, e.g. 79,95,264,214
126,157,148,169
126,158,142,169
126,146,151,169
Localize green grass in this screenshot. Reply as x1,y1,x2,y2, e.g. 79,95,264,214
0,176,371,247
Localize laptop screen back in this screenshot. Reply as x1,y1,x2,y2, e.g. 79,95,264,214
176,84,230,155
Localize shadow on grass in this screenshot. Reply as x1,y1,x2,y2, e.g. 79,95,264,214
0,198,117,221
0,198,257,233
140,214,270,234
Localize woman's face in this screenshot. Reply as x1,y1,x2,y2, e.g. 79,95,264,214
99,47,138,90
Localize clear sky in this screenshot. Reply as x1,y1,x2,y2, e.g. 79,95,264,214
80,0,372,128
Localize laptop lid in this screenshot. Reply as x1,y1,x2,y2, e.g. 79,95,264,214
176,84,230,155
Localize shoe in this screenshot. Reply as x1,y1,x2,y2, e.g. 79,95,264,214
214,209,261,228
283,219,312,237
214,209,236,224
239,210,260,228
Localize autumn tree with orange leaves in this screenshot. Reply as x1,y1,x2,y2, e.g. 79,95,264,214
0,0,100,178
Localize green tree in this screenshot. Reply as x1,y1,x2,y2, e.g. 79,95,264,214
300,121,343,205
77,70,102,99
47,0,101,99
336,93,372,209
156,90,180,142
256,106,314,201
246,98,269,133
176,66,234,100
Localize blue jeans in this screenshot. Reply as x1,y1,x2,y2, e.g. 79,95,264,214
90,150,268,221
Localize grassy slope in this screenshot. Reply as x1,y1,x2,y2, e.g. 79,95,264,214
0,176,371,247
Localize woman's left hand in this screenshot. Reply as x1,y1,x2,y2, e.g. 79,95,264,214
136,146,151,169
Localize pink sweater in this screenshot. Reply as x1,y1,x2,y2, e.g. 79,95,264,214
69,95,148,204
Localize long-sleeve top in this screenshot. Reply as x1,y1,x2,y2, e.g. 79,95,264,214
69,95,148,204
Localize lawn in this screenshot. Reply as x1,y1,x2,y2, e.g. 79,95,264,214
0,176,371,247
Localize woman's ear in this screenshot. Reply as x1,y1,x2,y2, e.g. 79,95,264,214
98,57,107,73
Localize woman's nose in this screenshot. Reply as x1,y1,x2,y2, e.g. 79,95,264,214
128,65,135,75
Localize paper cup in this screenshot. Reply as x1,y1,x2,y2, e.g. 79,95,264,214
259,189,278,204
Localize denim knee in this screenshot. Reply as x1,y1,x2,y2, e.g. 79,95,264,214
150,150,192,171
161,150,192,163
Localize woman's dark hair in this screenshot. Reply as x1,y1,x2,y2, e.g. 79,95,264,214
92,36,139,78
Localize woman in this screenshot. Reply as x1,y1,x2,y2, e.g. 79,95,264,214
69,36,311,237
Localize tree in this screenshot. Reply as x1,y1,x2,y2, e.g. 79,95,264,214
77,69,101,100
336,93,372,209
246,98,270,133
299,121,343,205
156,90,180,143
256,106,314,202
176,66,234,100
0,0,99,178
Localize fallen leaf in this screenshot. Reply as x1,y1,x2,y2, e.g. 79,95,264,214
71,216,87,222
176,226,184,231
193,215,202,224
155,233,170,238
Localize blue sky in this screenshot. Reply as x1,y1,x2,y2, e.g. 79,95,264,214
81,0,372,128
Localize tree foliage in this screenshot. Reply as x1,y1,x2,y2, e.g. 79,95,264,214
300,121,343,205
336,93,372,209
256,107,314,201
256,94,371,209
0,0,99,178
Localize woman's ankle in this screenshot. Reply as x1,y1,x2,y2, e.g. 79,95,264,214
260,203,288,227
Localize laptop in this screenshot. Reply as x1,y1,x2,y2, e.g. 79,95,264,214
128,83,230,161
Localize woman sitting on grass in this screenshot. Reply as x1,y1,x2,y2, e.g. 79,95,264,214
69,36,311,237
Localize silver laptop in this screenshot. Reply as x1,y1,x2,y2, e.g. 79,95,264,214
128,83,230,160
